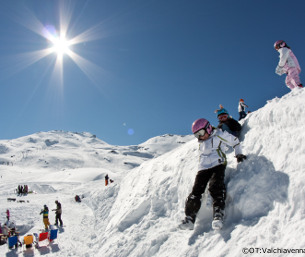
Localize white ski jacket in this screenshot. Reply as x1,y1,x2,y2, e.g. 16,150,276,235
276,47,301,74
197,129,242,171
238,102,247,112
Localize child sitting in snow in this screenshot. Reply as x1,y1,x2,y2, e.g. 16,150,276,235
274,40,303,90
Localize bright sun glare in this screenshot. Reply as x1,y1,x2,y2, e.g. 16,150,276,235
43,26,72,60
51,35,71,57
12,1,106,91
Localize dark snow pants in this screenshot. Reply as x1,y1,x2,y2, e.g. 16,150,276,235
55,213,63,226
239,111,247,121
185,164,226,222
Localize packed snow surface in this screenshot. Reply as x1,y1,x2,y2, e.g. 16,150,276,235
1,89,305,256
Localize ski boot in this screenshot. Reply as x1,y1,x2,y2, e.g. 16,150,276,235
179,216,195,230
212,207,224,230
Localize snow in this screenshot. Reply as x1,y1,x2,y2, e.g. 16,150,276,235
1,89,305,256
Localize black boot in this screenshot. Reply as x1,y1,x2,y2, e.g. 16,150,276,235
213,206,224,220
212,206,224,230
179,216,195,230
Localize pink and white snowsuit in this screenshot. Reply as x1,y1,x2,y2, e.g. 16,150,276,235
276,47,302,90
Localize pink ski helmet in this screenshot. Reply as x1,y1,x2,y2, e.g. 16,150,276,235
191,118,213,135
274,40,286,50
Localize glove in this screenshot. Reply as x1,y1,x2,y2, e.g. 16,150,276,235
236,154,247,163
275,66,284,76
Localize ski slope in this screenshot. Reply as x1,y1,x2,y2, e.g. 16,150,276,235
1,88,305,257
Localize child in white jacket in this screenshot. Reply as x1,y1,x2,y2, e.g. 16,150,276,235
274,40,303,90
238,99,248,120
179,118,246,230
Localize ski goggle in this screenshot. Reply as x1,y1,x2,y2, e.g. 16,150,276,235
194,129,206,139
218,114,228,121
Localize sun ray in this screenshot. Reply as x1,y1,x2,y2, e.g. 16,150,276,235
1,1,110,95
51,53,64,93
68,22,108,45
59,0,74,35
67,50,107,90
8,6,47,41
0,48,54,79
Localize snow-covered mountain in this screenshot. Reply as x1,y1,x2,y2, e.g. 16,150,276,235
1,89,305,257
0,131,192,171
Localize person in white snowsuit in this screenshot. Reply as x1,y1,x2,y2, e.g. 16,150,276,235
274,40,303,90
180,118,246,230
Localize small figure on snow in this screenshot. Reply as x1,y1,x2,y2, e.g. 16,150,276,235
24,185,28,194
75,195,82,202
238,99,248,121
6,209,10,221
274,40,303,90
105,174,114,186
5,221,22,248
215,105,242,138
179,118,246,230
3,220,18,238
18,185,23,195
52,200,63,227
7,221,16,235
105,174,109,186
40,205,50,231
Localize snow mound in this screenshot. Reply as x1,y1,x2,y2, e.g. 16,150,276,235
1,89,305,257
93,89,305,256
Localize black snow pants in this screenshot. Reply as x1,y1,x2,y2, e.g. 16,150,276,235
55,213,63,226
185,164,226,222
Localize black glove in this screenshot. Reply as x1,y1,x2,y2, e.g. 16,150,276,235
236,154,247,163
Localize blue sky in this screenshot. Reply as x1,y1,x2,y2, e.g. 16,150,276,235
0,0,304,146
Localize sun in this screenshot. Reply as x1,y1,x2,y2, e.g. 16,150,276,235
7,1,107,92
51,34,71,57
43,26,72,59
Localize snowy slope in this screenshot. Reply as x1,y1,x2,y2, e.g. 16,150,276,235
1,89,305,257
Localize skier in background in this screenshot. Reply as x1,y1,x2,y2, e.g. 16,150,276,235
53,200,63,227
215,105,242,138
238,99,248,120
40,205,50,231
274,40,303,90
179,118,246,230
